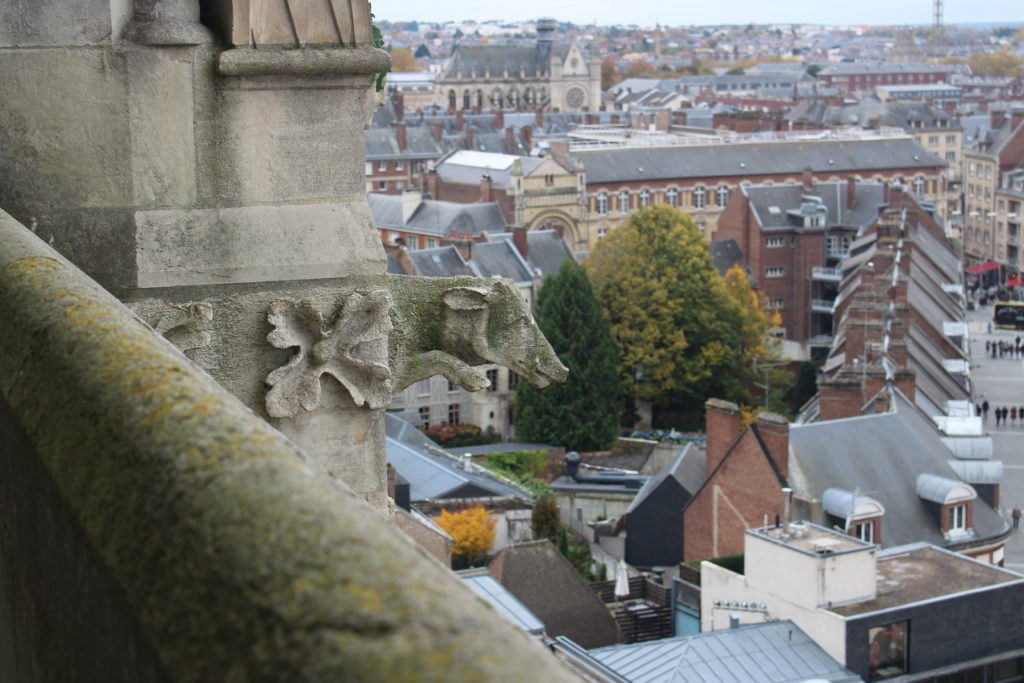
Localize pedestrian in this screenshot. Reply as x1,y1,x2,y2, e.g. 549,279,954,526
1012,407,1017,424
986,340,991,354
977,402,984,418
983,400,990,420
1013,505,1021,530
989,321,994,334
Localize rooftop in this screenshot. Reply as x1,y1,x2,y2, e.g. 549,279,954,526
749,522,872,558
831,545,1023,617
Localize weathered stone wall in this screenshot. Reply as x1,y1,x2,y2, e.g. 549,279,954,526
0,211,577,682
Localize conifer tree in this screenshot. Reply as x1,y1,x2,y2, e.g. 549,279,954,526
515,259,622,451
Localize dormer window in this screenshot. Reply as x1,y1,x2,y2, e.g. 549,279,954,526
950,504,967,531
916,473,977,538
823,488,885,545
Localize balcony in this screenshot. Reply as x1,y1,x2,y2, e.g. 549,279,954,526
811,298,836,313
811,266,842,281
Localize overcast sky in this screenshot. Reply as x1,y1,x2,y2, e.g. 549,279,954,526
373,0,1022,29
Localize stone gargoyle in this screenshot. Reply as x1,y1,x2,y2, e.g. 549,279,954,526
263,275,568,418
387,275,568,393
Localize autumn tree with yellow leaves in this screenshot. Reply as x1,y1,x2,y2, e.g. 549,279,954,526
586,206,788,427
437,506,496,568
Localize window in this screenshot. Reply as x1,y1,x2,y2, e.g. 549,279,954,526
868,622,908,679
618,190,631,214
945,134,956,145
395,180,404,191
945,151,956,161
927,135,938,145
766,236,785,248
987,166,993,180
596,192,608,215
378,161,387,172
950,504,967,531
486,368,498,392
365,162,373,175
508,371,520,389
765,266,785,278
969,162,976,177
378,181,387,191
913,177,925,196
693,186,706,209
448,403,460,426
545,174,554,186
418,406,430,427
853,521,874,543
396,160,405,171
598,227,608,239
447,380,459,393
639,189,651,208
768,298,785,309
666,187,679,207
717,185,729,207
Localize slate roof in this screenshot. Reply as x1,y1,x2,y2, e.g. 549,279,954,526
818,62,951,76
625,444,705,516
443,44,570,80
368,193,507,236
435,150,546,189
584,621,859,683
743,182,885,230
384,413,529,501
364,126,445,160
488,540,621,648
489,229,574,277
788,388,1008,550
458,570,546,636
407,246,475,278
787,100,960,131
576,138,945,185
470,240,533,283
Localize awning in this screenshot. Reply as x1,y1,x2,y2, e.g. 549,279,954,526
1008,278,1021,287
966,260,1000,275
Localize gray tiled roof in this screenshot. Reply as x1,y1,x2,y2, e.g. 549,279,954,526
384,413,528,501
818,62,951,76
788,100,960,131
471,240,533,283
625,444,705,515
744,181,885,230
407,246,476,278
789,388,1008,549
368,193,507,236
707,239,755,285
587,621,859,683
577,138,945,185
459,571,546,635
443,44,570,80
364,126,444,159
489,229,573,277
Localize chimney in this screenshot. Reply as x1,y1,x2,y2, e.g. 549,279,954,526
755,412,789,481
426,169,439,199
1012,109,1024,131
382,243,416,275
394,122,407,151
704,398,742,476
505,126,516,154
521,124,533,151
802,166,813,191
512,226,529,260
456,109,464,131
494,109,505,129
565,451,581,479
430,122,443,143
395,93,405,122
465,126,475,150
401,190,422,224
535,109,544,130
817,378,865,421
992,111,1006,129
847,176,856,210
480,173,493,202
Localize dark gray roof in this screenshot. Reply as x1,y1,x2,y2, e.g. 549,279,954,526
470,240,533,283
708,239,754,284
788,100,960,131
819,62,950,76
384,413,529,501
386,252,407,274
577,138,945,185
407,246,476,278
625,444,705,515
789,388,1008,549
368,193,507,236
490,229,574,277
459,570,546,635
364,126,445,160
586,621,859,683
488,540,621,648
442,43,570,81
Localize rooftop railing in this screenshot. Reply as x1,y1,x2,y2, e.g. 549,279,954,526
567,125,910,151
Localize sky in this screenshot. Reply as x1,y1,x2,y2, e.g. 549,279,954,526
372,0,1022,28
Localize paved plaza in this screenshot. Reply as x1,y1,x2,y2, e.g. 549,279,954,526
966,304,1024,571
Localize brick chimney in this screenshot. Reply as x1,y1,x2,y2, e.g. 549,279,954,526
802,166,813,191
431,122,443,143
401,190,421,224
535,110,544,129
1012,109,1024,131
521,125,533,151
382,243,416,275
425,169,439,199
465,126,475,150
817,378,865,421
704,398,742,476
495,109,505,129
480,173,493,202
847,176,856,210
394,122,407,151
395,93,405,122
754,412,789,480
512,226,529,260
456,109,464,131
505,126,516,154
992,111,1006,129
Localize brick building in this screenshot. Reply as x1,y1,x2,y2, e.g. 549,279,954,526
364,124,444,194
815,62,955,95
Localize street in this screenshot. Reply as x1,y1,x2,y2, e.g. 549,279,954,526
966,303,1024,571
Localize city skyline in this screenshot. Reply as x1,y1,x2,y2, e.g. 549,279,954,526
372,0,1022,30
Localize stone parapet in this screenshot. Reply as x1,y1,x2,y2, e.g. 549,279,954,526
0,210,575,681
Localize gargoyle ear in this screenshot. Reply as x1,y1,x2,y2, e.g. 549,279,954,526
442,286,489,311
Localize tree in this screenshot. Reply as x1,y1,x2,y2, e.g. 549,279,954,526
437,506,496,567
389,47,419,72
515,260,622,451
624,59,655,79
806,64,823,78
793,361,818,412
586,207,770,426
414,44,431,59
968,50,1023,78
531,494,561,543
601,56,622,90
